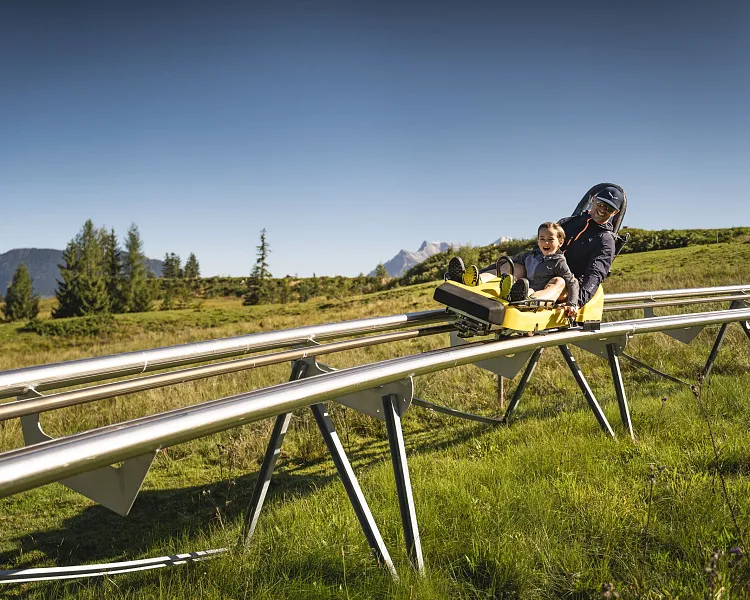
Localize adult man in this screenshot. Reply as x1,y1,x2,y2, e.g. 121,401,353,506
557,185,624,308
499,184,625,315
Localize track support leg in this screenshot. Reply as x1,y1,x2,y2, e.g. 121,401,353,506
559,345,615,437
241,361,308,544
702,301,742,380
742,319,750,344
311,403,398,579
382,394,424,573
503,348,543,423
241,412,293,544
606,343,633,440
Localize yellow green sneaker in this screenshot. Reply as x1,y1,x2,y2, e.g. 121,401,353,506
498,273,514,299
462,265,480,286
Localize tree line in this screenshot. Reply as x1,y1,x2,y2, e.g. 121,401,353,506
2,219,202,321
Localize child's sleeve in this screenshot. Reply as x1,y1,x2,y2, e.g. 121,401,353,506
556,259,580,306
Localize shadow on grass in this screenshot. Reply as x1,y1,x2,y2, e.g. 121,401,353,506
0,416,485,576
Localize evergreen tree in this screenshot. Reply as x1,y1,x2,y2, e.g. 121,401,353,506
77,220,110,314
374,263,388,280
184,253,200,279
3,263,40,321
243,228,273,306
122,224,153,313
53,239,81,318
101,228,125,313
162,253,183,278
53,220,109,317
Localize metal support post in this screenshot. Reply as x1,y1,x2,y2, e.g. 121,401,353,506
497,376,505,410
311,403,398,579
241,413,293,544
382,394,424,573
620,352,691,387
606,343,633,440
502,348,543,423
702,301,741,379
742,319,750,343
241,361,307,544
558,345,615,437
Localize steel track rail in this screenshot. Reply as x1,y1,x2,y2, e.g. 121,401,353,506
1,306,749,500
0,325,454,422
0,310,454,400
0,285,746,402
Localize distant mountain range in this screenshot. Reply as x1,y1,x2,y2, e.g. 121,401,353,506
371,237,513,278
0,248,164,297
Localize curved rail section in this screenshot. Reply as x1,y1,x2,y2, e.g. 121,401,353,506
1,305,750,582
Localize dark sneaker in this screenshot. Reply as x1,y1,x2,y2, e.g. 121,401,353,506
462,265,480,286
446,257,465,282
508,278,530,303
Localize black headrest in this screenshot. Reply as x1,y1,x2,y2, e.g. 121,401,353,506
571,183,627,234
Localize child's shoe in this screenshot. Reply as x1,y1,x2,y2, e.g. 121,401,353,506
498,273,514,300
446,257,465,283
462,265,480,286
508,278,530,303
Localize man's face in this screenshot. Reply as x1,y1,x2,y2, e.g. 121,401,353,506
590,199,618,224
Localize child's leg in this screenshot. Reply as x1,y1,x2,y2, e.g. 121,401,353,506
528,277,566,301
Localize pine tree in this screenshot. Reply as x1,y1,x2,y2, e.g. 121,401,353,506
53,239,81,318
101,228,125,313
77,220,110,314
3,263,40,321
374,263,388,280
122,224,153,313
184,253,200,279
53,220,109,318
162,253,183,279
243,229,273,305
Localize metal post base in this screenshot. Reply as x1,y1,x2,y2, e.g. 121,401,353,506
559,345,615,437
502,347,543,423
382,394,424,573
606,344,633,440
311,403,398,579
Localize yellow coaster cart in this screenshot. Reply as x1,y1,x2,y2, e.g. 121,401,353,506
433,183,628,338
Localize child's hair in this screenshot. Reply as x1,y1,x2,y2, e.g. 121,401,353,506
537,221,565,242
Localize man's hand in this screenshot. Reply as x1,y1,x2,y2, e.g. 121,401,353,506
563,304,578,318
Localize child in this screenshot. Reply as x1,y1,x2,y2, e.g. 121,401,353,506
446,222,579,315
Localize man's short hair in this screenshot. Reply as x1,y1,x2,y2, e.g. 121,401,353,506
538,221,565,242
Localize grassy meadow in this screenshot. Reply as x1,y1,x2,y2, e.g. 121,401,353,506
1,240,750,599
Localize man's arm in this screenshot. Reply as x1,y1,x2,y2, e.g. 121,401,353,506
554,260,579,307
578,233,615,306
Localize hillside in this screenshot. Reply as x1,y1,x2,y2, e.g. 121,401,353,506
1,241,750,599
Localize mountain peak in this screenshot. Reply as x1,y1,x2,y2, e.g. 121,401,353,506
370,241,455,277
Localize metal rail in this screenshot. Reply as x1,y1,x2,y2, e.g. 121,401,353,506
603,293,750,312
2,306,749,500
0,285,746,403
0,325,453,422
0,310,453,400
605,284,750,303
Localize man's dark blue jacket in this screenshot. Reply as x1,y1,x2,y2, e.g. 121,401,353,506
558,213,615,306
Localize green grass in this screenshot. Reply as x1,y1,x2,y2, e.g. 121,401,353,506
1,242,750,598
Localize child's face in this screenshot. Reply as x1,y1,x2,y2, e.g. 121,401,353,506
537,227,561,256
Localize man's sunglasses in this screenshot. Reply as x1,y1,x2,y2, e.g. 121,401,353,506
593,199,619,214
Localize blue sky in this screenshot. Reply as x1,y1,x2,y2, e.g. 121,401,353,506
1,1,748,277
